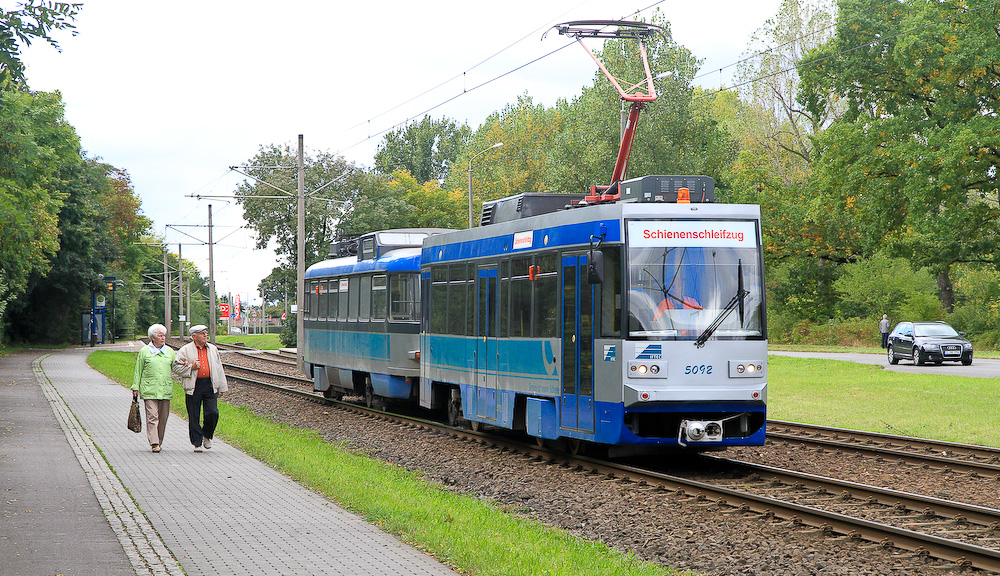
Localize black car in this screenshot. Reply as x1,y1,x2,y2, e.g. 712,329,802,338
886,321,973,366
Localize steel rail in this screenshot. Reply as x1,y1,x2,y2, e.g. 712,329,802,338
770,419,1000,461
702,454,1000,527
768,421,1000,477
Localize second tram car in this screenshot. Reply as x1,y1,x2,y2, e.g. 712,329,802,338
304,229,451,405
419,175,767,453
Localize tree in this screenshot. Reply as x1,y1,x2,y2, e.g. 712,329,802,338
799,0,1000,311
373,115,470,183
337,169,466,234
0,89,69,340
734,0,840,186
234,142,361,278
446,93,562,209
0,1,80,88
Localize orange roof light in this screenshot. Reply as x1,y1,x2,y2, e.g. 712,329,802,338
677,187,690,203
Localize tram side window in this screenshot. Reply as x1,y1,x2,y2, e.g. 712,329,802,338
500,259,509,338
308,281,319,320
360,276,372,321
430,267,448,333
510,257,532,337
372,275,386,321
361,237,376,260
348,276,360,321
318,281,329,320
600,247,622,337
448,264,468,336
328,278,339,320
337,278,349,321
534,254,558,337
389,273,418,321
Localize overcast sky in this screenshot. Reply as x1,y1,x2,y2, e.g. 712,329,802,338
16,0,783,306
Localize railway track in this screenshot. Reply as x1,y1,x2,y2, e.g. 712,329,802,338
767,420,1000,477
224,361,1000,572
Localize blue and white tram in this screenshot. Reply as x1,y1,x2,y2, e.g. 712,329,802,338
419,175,767,453
304,229,451,406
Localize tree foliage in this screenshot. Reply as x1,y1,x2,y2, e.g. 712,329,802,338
735,0,840,186
446,93,562,211
337,169,465,234
0,1,80,88
800,0,1000,310
234,143,361,272
373,115,470,183
0,89,69,334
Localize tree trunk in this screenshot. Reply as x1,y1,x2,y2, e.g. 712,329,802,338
936,271,955,313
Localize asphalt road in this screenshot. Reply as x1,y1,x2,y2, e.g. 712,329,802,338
768,350,999,379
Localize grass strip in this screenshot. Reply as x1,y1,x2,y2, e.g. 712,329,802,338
767,355,1000,446
87,350,679,576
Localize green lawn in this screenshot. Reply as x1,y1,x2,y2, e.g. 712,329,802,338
215,334,282,349
766,355,1000,446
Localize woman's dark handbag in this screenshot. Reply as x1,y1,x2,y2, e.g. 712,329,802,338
127,399,142,433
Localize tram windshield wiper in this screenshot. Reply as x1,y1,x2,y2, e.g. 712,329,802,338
694,260,747,348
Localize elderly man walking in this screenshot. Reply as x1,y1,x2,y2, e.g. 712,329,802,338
174,325,228,452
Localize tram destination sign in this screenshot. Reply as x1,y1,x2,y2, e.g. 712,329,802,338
628,220,756,248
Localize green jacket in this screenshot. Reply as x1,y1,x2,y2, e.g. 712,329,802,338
131,344,176,399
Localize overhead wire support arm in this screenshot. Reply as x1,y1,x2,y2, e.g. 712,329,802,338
546,20,670,202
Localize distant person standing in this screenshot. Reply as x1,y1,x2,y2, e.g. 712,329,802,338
174,325,228,452
132,324,175,453
879,314,891,348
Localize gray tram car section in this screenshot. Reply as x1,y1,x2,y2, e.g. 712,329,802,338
306,230,446,399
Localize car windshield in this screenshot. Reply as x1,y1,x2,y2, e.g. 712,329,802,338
914,324,959,337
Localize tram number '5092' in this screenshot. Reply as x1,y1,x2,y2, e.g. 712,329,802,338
684,365,713,375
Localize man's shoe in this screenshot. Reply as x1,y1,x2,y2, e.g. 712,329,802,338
152,444,161,453
194,445,203,452
203,438,212,449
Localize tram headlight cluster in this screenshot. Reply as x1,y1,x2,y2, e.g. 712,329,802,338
627,361,665,379
729,360,765,378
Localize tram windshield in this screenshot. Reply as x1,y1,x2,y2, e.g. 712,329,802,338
626,220,764,340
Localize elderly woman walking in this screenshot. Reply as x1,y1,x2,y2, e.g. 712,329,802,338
131,323,175,453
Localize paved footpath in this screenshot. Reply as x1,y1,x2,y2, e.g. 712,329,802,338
1,344,459,576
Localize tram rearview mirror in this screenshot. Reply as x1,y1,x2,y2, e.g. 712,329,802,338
588,250,604,284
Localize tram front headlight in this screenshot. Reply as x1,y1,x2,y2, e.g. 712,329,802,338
628,361,666,379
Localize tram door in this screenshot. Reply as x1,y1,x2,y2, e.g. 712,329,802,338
561,254,595,432
475,265,499,421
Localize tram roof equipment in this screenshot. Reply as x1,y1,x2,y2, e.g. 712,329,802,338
546,20,671,203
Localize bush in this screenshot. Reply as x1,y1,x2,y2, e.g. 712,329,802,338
768,316,881,347
279,315,296,348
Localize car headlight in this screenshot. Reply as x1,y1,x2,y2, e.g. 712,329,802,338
965,343,973,350
923,344,940,351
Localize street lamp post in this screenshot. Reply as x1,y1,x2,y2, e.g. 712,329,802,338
467,142,503,228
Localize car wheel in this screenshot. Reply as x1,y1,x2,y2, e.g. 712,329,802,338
887,345,898,365
913,347,925,366
962,356,973,366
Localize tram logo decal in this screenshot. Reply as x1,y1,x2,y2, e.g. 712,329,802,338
543,340,557,375
636,344,662,360
603,345,617,362
513,231,533,250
